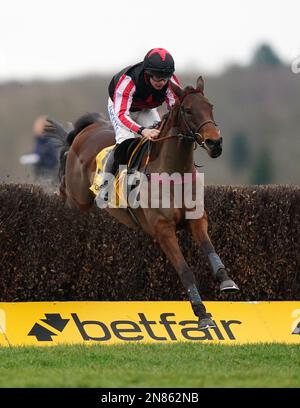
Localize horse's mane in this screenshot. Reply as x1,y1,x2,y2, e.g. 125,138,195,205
180,86,212,106
158,84,212,137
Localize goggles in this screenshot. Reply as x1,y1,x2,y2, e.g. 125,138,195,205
146,70,172,82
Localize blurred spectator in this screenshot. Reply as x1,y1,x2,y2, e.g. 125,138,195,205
19,115,59,183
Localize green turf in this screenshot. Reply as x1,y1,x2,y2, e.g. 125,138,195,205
0,343,299,388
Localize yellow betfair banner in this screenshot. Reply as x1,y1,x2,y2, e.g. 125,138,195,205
0,301,300,346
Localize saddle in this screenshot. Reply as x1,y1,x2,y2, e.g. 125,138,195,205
90,137,151,207
115,137,150,173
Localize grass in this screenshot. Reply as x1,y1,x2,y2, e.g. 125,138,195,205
0,343,299,388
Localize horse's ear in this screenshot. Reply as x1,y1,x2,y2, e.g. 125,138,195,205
196,76,204,93
169,80,185,98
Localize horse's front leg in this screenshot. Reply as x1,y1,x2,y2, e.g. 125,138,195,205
188,211,239,293
155,218,215,329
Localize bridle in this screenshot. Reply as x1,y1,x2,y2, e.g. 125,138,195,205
179,108,216,147
152,89,218,148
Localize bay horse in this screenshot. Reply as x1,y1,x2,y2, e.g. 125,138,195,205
45,76,239,329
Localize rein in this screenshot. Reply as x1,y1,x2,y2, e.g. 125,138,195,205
151,90,216,146
141,89,218,172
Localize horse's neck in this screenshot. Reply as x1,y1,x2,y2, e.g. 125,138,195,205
153,107,194,173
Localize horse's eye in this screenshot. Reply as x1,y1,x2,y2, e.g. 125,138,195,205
184,109,192,115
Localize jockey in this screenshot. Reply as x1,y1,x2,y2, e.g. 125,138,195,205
99,47,181,200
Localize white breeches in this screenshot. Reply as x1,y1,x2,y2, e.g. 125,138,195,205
107,98,160,144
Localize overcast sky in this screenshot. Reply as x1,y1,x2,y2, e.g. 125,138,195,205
0,0,299,80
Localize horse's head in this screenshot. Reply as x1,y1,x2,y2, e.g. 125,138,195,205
170,76,222,158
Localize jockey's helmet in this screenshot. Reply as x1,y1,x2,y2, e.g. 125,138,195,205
143,48,175,79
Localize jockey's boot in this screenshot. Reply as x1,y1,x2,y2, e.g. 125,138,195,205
98,148,117,203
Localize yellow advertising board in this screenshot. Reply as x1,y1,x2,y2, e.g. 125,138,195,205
0,301,300,346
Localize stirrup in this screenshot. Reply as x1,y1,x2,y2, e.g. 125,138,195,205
99,177,115,200
99,181,109,200
95,182,109,208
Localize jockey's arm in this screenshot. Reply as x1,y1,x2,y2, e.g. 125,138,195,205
113,75,143,136
165,74,182,109
114,75,159,140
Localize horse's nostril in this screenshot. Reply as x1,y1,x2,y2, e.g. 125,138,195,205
211,146,222,158
206,138,223,149
205,139,215,147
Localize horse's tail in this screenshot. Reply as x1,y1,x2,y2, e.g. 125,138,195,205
43,118,70,148
42,112,106,184
42,117,70,184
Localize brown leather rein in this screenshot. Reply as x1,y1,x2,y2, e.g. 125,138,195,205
150,90,217,147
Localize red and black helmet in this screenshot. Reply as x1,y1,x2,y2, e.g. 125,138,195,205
143,48,175,78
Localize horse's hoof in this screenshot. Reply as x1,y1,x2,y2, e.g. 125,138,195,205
220,279,240,293
198,317,216,330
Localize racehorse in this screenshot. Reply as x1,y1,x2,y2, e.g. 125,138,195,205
45,76,239,329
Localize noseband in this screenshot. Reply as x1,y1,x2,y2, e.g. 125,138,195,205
151,90,218,147
179,110,216,147
178,91,217,147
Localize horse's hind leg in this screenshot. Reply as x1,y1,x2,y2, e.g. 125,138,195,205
188,212,239,293
58,171,93,211
155,219,215,329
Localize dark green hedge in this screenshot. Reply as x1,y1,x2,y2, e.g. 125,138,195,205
0,183,299,301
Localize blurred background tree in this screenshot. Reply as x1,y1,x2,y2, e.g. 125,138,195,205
252,43,283,66
250,147,274,184
229,131,252,172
